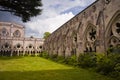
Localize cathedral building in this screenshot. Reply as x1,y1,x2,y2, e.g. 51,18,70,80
43,0,120,57
0,22,44,56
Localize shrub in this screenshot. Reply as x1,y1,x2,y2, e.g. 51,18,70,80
24,53,29,56
57,56,65,63
107,46,120,54
31,54,35,57
96,56,115,75
40,51,49,59
78,53,97,68
49,54,58,61
96,53,120,78
65,55,77,66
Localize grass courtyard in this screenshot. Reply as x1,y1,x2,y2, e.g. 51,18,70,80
0,56,114,80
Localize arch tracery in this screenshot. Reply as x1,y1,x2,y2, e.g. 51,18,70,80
1,28,9,36
84,24,97,52
106,11,120,51
13,30,21,37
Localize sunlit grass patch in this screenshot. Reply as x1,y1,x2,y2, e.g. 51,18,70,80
0,56,114,80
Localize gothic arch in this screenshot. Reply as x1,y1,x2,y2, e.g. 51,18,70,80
3,42,11,49
1,28,9,36
105,10,120,48
83,23,96,40
106,10,120,37
28,44,33,49
16,43,22,49
83,23,97,52
13,30,21,37
107,36,120,48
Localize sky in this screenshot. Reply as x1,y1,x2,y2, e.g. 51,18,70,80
0,0,96,38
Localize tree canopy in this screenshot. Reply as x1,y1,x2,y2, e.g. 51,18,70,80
0,0,42,22
43,32,51,39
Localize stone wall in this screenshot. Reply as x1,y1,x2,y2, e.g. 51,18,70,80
43,0,120,57
0,22,44,56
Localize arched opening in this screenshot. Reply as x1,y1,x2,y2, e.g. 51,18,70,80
16,43,21,49
13,30,21,37
1,28,9,36
105,10,120,53
39,45,42,49
4,43,10,49
1,50,4,56
29,44,33,49
83,23,97,53
3,51,6,56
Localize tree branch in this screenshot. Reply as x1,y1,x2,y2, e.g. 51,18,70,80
0,9,15,12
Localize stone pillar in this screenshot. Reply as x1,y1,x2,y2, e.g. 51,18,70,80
65,47,71,57
17,50,19,56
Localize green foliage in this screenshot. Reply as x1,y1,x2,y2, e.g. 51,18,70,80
56,56,65,63
65,55,77,66
40,51,120,79
31,54,35,57
96,56,115,75
107,46,120,54
49,54,66,63
40,51,49,59
40,52,77,66
96,53,120,79
0,0,42,22
43,32,51,39
49,54,58,61
24,53,29,56
78,53,97,68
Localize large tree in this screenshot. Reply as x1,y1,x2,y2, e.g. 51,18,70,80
0,0,42,22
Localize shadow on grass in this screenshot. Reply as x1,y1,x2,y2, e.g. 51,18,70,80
0,56,23,60
0,69,114,80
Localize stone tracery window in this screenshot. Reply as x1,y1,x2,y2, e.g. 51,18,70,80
87,27,96,42
89,28,96,41
84,25,97,52
1,28,9,36
109,37,119,47
116,22,120,34
111,16,120,37
107,13,120,52
13,30,21,37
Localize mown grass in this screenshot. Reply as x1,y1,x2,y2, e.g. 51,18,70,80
0,56,115,80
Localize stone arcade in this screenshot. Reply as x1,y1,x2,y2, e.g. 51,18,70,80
43,0,120,57
0,22,44,56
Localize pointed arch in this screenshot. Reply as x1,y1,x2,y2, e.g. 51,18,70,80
1,27,9,36
83,23,96,41
3,42,11,49
83,23,97,52
105,10,120,48
13,30,21,37
105,10,120,38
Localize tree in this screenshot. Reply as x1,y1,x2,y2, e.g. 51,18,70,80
0,0,42,22
43,32,51,39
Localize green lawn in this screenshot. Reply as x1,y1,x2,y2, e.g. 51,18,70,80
0,56,114,80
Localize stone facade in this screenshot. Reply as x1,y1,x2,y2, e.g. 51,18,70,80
0,22,44,56
43,0,120,57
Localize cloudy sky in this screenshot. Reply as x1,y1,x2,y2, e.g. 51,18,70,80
0,0,96,38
